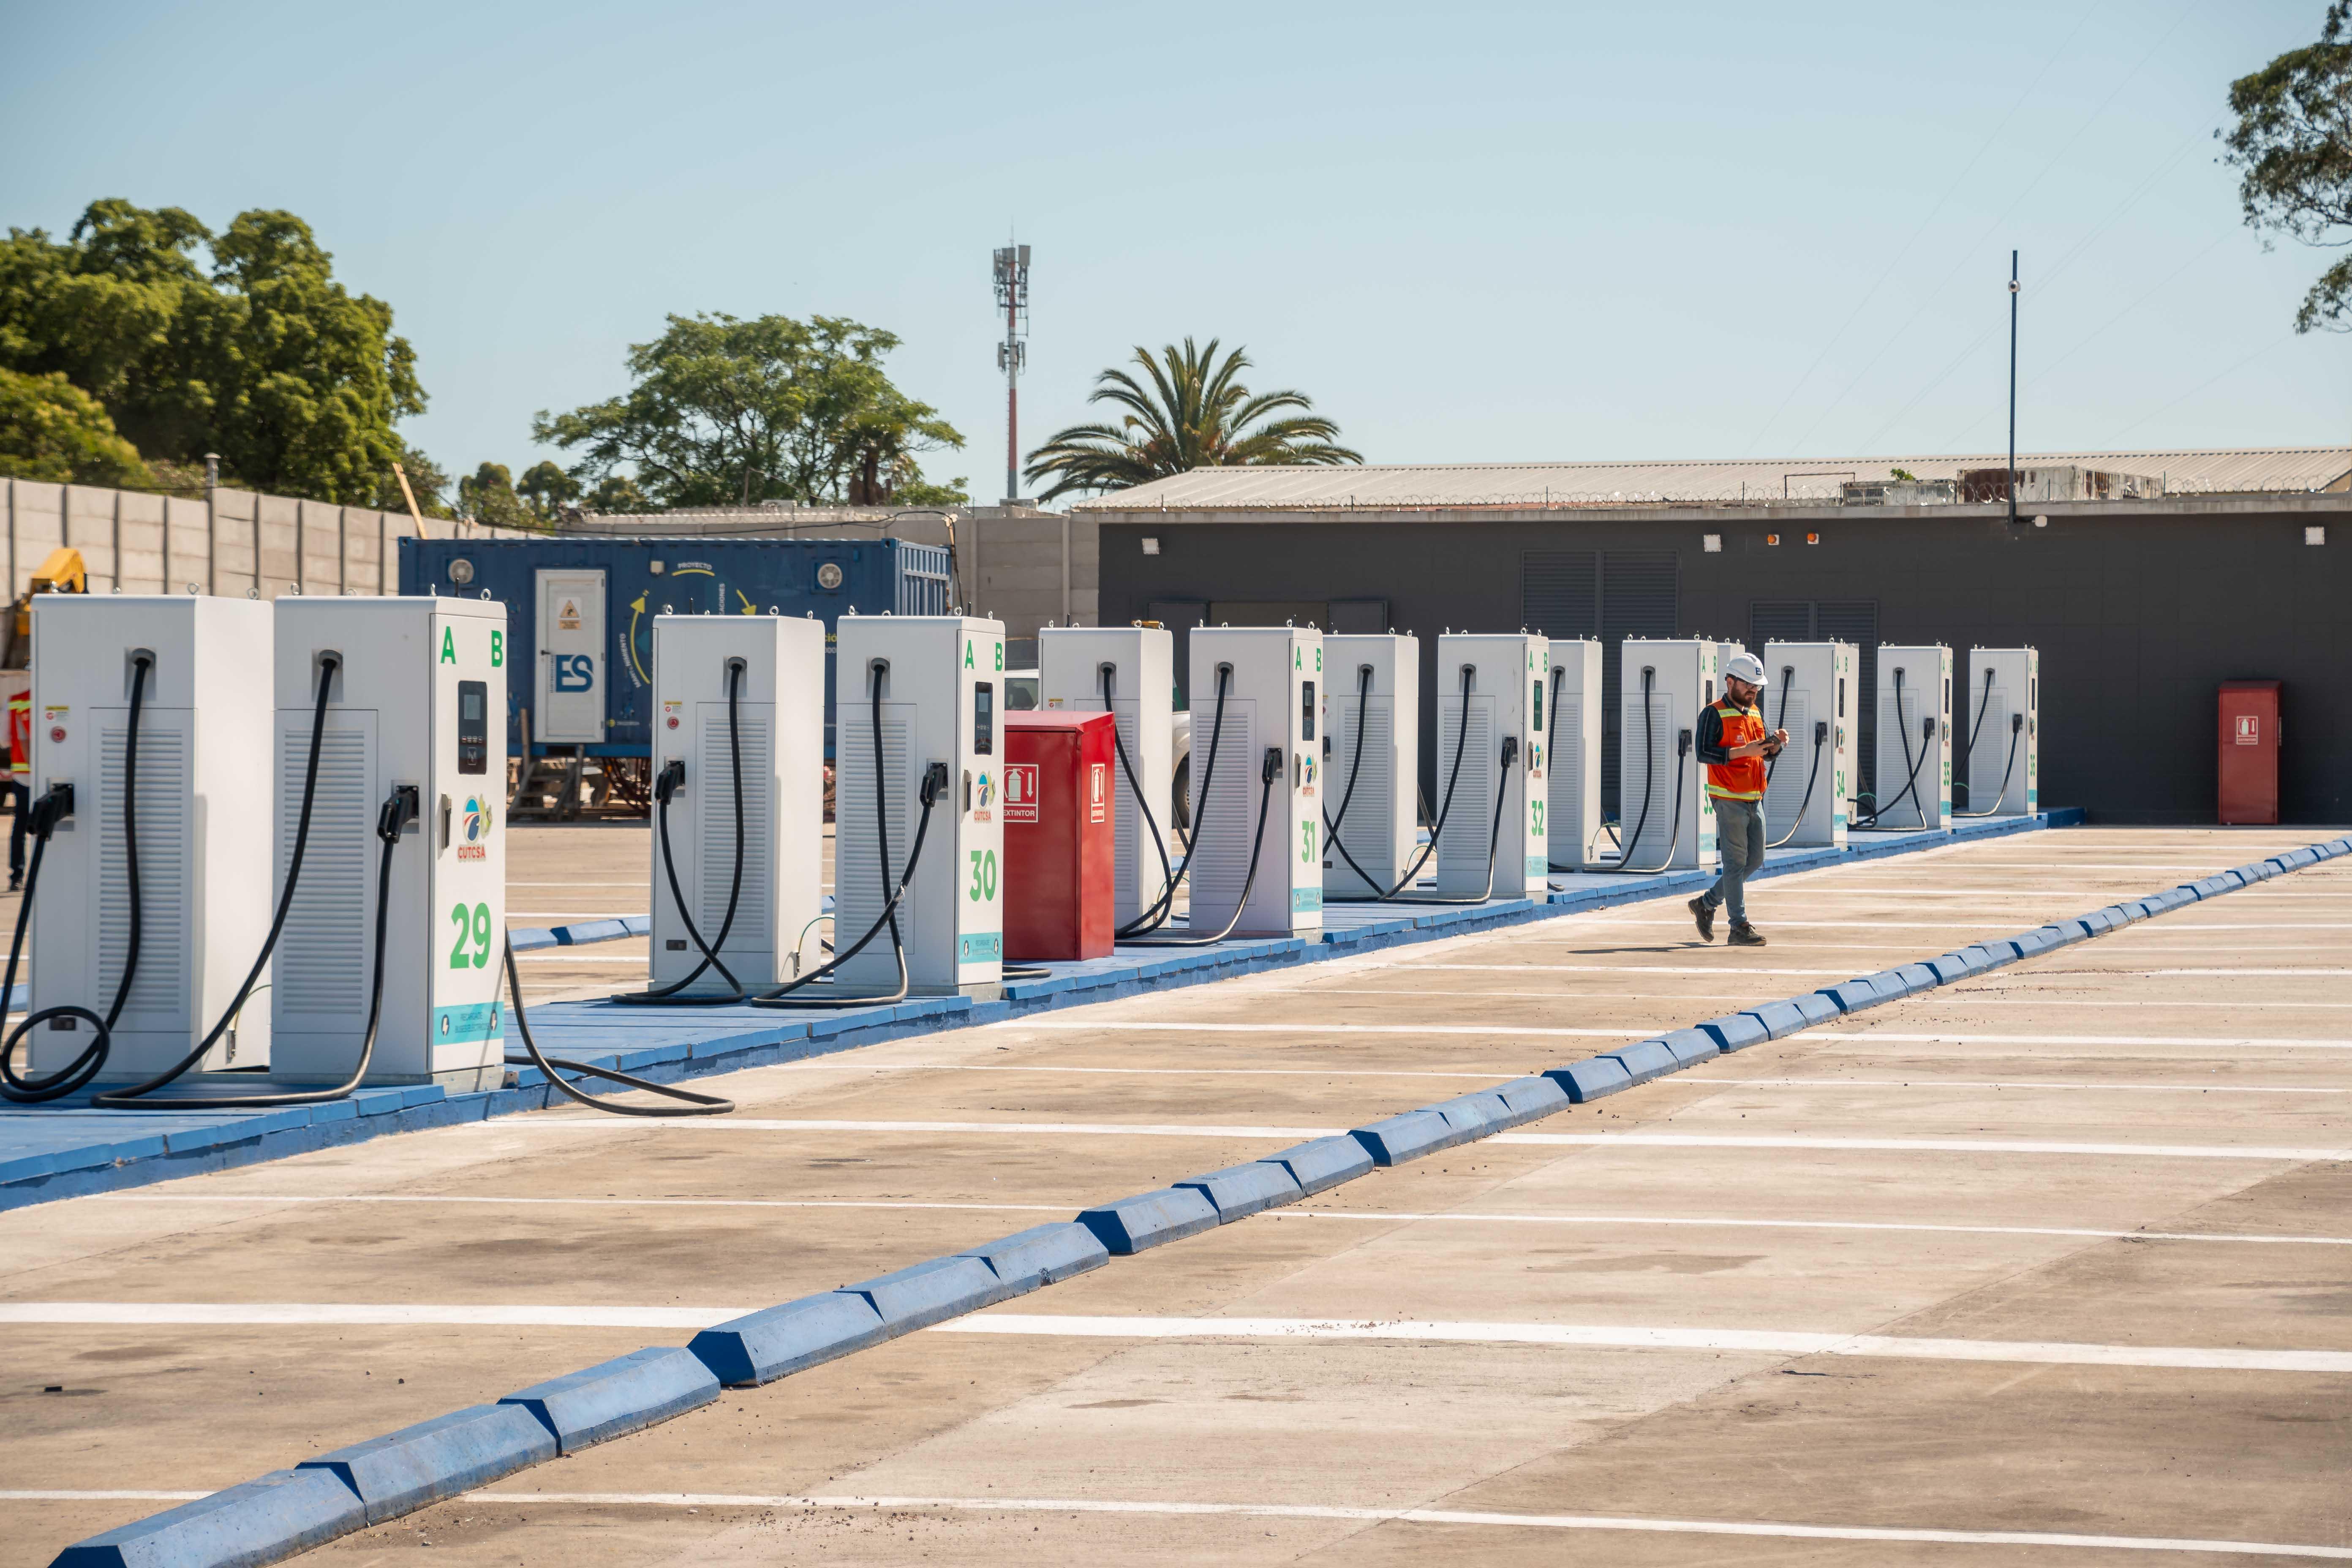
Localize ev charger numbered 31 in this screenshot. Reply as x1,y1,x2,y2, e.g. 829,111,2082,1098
1321,633,1419,898
1544,638,1602,871
1432,633,1548,898
270,596,509,1088
1759,640,1857,849
1037,623,1173,928
1961,646,2037,818
1187,625,1323,939
1617,638,1722,872
832,614,1006,996
1873,643,1953,830
650,614,825,992
25,594,275,1080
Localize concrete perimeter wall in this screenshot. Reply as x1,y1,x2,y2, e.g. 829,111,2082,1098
1,477,528,601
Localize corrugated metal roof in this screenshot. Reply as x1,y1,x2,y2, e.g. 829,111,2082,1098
1069,446,2352,510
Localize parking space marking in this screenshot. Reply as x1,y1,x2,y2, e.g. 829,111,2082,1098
455,1491,2352,1558
0,1304,738,1328
942,1315,2352,1373
1685,1076,2349,1094
498,1117,1338,1138
1805,1031,2352,1048
1003,1021,1654,1038
1493,1132,2350,1160
1277,1211,2352,1246
93,1194,1070,1213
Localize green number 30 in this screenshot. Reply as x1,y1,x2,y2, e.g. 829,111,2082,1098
448,901,492,969
967,849,998,901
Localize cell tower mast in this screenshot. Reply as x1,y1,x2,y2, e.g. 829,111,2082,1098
993,243,1031,505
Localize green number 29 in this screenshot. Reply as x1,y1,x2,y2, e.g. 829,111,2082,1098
448,901,492,969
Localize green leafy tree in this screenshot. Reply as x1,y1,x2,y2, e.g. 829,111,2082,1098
516,459,580,524
586,473,648,512
458,461,530,529
1024,337,1360,501
373,439,455,519
2222,3,2352,332
0,199,423,499
532,312,963,508
0,367,155,486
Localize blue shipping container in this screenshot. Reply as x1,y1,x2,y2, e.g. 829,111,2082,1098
398,535,953,759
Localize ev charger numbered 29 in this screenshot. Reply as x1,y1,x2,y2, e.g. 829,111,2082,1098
1960,646,2037,818
1037,623,1173,929
1321,633,1419,898
829,614,1006,997
1432,633,1547,898
1544,638,1602,871
18,595,275,1084
270,596,509,1089
648,614,825,994
1870,643,1953,831
1616,637,1722,873
1759,640,1857,849
1186,625,1323,940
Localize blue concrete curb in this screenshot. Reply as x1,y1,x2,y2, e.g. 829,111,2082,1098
688,1292,889,1387
295,1404,555,1525
1266,1135,1376,1193
1655,1028,1722,1067
1546,1057,1633,1102
841,1255,1007,1332
1178,1161,1305,1222
498,1347,720,1455
1493,1074,1571,1126
955,1222,1110,1292
1601,1039,1678,1084
49,1468,367,1567
1349,1109,1463,1165
1076,1187,1222,1253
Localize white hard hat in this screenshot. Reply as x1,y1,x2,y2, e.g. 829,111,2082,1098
1724,652,1769,686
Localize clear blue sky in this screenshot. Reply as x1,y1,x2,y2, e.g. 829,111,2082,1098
3,0,2343,497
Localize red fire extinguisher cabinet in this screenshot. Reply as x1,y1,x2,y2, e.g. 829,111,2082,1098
2217,681,2281,825
1003,711,1117,961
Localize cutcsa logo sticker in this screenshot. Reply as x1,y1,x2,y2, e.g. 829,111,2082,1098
457,795,492,860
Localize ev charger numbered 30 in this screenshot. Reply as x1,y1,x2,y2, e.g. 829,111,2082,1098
270,596,509,1088
1321,633,1419,898
1960,646,2037,818
1873,643,1953,830
25,594,275,1080
1760,640,1857,849
1187,625,1323,939
1037,624,1173,928
1432,633,1548,898
832,614,1006,996
650,614,825,992
1544,638,1603,871
1617,637,1722,872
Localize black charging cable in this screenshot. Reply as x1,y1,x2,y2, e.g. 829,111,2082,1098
1955,666,2023,818
1327,665,1516,904
504,933,732,1114
1120,743,1283,947
621,659,749,1004
1858,667,1935,829
1118,666,1233,938
1614,667,1691,875
1097,662,1180,939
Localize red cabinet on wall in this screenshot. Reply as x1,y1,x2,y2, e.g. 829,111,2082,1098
1003,711,1117,961
2218,681,2281,825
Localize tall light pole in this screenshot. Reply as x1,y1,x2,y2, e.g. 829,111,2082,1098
994,244,1031,505
2006,248,2020,526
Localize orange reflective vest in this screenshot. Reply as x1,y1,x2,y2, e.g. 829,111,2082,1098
1705,698,1767,801
5,690,27,779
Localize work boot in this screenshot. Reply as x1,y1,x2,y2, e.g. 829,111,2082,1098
1687,897,1715,942
1728,923,1767,947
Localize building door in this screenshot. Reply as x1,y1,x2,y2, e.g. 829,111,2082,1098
535,570,606,743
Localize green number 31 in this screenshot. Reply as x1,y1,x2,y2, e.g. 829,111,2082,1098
448,901,492,969
1300,820,1317,863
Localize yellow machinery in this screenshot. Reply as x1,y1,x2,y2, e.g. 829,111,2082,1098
2,547,87,669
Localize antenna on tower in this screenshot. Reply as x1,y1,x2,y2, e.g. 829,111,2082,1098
993,241,1031,506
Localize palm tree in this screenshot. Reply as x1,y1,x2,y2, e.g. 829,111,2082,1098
1024,337,1361,501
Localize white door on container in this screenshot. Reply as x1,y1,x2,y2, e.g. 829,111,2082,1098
536,570,605,743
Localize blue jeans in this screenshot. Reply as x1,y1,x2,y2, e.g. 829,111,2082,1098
1703,795,1764,926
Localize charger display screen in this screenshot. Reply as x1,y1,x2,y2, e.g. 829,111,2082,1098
1301,680,1315,742
457,680,488,775
974,682,994,755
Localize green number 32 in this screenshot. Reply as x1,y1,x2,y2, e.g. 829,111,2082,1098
967,849,998,901
448,901,492,969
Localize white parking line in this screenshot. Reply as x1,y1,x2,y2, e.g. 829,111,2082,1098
497,1118,1339,1138
93,1194,1069,1213
1806,1031,2352,1049
1278,1210,2352,1246
942,1314,2352,1373
1493,1132,2350,1160
1686,1076,2348,1095
1003,1020,1646,1037
1393,964,1857,976
1290,989,2352,1010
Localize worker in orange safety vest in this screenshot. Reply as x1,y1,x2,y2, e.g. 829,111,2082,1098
1688,651,1786,947
5,683,29,891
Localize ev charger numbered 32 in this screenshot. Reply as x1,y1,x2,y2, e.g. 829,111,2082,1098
649,614,825,993
1321,633,1419,898
830,614,1006,997
1432,633,1547,898
1037,624,1173,929
1872,643,1953,830
270,596,509,1088
23,595,275,1082
1617,638,1722,873
1960,646,2038,818
1544,638,1603,871
1759,640,1857,849
1187,625,1323,939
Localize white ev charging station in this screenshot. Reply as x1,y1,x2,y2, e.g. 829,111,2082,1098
1186,626,1323,939
1872,643,1953,831
648,615,826,993
270,596,508,1088
1432,634,1548,898
1759,640,1857,849
1320,633,1419,898
23,595,275,1080
1544,639,1603,870
1038,624,1174,927
1960,646,2038,818
1616,638,1722,872
831,614,1005,997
